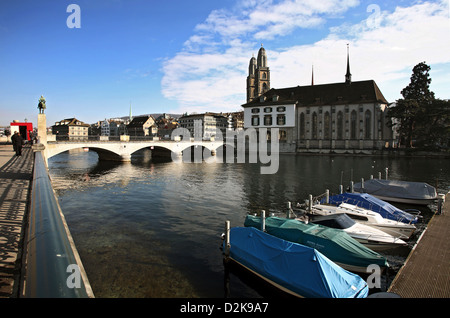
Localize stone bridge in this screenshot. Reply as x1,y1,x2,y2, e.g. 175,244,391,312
45,139,226,162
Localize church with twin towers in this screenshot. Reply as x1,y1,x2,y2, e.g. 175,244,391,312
242,45,394,153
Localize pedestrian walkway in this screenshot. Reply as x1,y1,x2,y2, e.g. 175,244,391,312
0,143,33,298
388,192,450,297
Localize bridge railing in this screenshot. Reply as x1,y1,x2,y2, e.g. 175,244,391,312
23,150,94,297
53,135,175,142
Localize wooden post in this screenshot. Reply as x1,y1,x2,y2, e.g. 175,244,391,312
350,181,354,193
339,185,343,194
325,189,329,204
308,195,313,212
224,221,230,257
287,202,292,218
385,167,388,180
261,210,266,231
361,178,364,189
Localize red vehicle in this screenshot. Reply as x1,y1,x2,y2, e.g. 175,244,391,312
10,121,33,141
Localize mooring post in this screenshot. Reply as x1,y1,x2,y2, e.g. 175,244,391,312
361,178,364,190
339,185,343,194
385,167,389,180
224,221,230,257
287,202,292,218
325,189,329,204
261,210,266,231
350,181,354,193
308,194,313,212
437,194,445,215
379,172,382,179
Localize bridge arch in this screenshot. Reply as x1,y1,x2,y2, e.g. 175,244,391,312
46,143,123,161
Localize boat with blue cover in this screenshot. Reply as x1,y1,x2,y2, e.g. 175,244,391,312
324,192,419,224
244,215,388,273
223,226,369,298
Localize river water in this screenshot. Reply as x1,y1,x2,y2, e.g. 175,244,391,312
48,148,449,298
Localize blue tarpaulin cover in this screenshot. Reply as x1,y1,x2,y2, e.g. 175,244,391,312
226,226,369,298
244,215,387,271
325,192,418,224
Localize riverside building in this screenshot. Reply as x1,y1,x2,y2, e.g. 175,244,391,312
242,45,394,153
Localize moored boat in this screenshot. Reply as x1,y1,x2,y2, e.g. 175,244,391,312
223,226,369,298
311,203,416,240
244,215,388,274
324,192,419,224
353,179,437,206
308,214,408,252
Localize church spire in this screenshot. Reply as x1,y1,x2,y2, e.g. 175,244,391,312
129,102,133,121
345,44,352,85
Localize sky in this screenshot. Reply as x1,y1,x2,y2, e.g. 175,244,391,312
0,0,449,127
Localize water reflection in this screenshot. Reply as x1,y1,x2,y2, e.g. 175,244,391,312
48,149,449,298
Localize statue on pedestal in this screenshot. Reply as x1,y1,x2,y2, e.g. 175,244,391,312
38,95,46,114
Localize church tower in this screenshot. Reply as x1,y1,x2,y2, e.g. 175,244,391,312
247,45,270,102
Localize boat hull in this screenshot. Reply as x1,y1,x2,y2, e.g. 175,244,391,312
368,194,435,206
312,203,416,240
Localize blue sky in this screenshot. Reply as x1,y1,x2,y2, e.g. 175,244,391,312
1,0,449,127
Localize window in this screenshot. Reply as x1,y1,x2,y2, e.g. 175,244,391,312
300,113,305,139
251,108,260,113
277,114,286,126
324,112,331,139
264,107,272,113
350,110,357,139
276,106,286,112
252,116,260,126
312,112,318,139
365,110,371,139
264,115,272,126
279,130,287,141
337,111,343,140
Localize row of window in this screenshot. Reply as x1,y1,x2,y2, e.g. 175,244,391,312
251,106,286,114
299,110,377,140
252,114,286,126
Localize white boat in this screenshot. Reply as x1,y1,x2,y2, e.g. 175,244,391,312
307,214,407,252
311,203,416,240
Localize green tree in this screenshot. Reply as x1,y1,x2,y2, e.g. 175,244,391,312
390,62,448,148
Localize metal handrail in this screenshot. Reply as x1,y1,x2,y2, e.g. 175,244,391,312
23,150,94,297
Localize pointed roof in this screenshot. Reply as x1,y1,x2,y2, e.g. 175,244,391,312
345,44,352,84
242,80,388,107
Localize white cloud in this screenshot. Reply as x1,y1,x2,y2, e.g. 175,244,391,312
162,0,450,114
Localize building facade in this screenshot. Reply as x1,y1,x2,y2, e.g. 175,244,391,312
242,47,393,153
126,115,156,136
52,118,89,140
178,113,228,140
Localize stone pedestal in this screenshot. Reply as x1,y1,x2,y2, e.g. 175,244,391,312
37,114,47,146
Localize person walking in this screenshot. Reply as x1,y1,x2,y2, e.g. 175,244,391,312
11,131,23,156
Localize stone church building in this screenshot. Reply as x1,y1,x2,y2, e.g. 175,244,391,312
242,45,394,153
